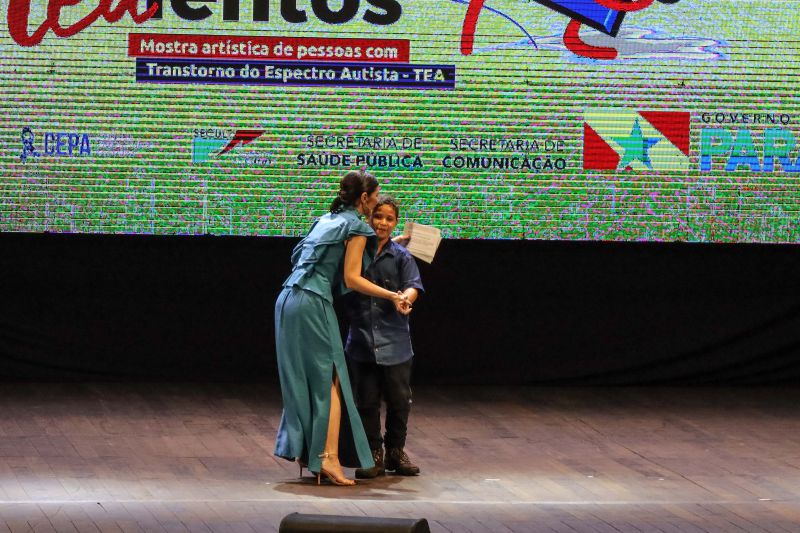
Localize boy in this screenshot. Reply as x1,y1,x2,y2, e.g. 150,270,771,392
344,195,423,478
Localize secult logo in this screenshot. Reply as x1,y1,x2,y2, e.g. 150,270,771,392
192,128,270,165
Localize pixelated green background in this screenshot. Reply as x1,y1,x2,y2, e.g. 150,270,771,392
1,0,798,241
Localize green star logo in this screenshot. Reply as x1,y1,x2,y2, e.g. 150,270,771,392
584,110,690,172
613,118,661,170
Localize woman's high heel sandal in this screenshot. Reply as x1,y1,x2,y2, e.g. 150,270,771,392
315,452,356,486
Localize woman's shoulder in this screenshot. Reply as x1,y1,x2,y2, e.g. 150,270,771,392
305,209,372,243
334,209,374,236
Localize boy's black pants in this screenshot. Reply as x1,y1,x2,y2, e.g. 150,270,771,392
347,358,413,451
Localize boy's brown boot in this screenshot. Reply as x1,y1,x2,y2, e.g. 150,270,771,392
385,447,420,476
355,448,385,479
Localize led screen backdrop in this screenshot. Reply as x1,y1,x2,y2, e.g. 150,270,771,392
1,0,798,241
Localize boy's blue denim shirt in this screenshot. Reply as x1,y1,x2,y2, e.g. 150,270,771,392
344,240,424,365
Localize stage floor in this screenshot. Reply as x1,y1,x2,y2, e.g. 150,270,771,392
0,383,798,532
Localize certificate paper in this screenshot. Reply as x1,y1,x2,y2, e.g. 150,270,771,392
404,222,442,263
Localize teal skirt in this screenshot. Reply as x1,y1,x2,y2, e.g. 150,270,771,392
273,287,374,472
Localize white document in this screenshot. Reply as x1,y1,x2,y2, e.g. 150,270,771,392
403,221,442,263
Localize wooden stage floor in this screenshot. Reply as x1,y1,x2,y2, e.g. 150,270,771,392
0,383,799,532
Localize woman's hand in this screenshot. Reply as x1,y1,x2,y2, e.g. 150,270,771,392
393,291,412,315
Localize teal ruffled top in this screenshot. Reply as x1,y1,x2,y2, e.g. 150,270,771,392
282,208,377,303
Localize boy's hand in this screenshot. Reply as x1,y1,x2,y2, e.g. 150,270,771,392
393,291,413,315
392,234,411,247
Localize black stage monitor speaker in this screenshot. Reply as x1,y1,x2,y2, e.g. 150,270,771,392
279,512,431,533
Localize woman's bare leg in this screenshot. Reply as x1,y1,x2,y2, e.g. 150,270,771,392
320,374,355,485
325,375,342,457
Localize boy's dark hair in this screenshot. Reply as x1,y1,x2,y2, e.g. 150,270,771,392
373,194,399,218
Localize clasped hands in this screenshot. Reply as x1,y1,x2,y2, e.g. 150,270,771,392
393,291,413,315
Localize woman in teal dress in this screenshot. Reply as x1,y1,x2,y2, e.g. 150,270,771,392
274,170,411,486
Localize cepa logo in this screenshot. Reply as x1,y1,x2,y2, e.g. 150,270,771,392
20,127,91,162
583,110,690,171
20,127,39,162
192,129,265,163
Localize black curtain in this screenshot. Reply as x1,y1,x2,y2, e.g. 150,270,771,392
1,232,799,384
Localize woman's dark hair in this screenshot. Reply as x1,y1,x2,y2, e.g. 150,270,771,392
373,195,399,218
330,170,379,213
